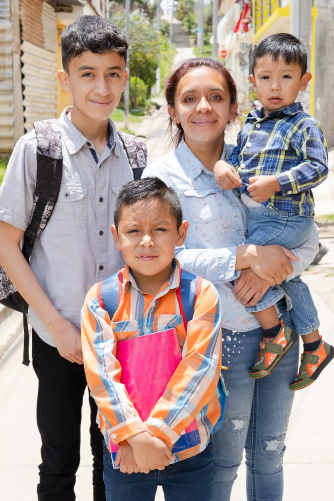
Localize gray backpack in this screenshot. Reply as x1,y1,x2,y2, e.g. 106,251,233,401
0,119,147,365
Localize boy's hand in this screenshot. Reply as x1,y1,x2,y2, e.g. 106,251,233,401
247,175,281,202
114,445,142,474
48,316,83,364
127,431,174,472
214,160,242,190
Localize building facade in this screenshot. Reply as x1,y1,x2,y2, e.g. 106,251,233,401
0,0,109,153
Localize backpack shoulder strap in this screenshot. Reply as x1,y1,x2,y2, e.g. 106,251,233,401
96,270,124,321
22,119,63,262
116,130,147,180
176,269,203,331
96,267,202,329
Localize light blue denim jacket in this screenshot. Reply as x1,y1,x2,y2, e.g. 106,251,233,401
143,140,319,332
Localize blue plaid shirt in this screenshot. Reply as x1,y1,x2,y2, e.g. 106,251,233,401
226,102,328,216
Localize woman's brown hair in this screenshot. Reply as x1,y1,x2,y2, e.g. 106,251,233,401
165,58,238,148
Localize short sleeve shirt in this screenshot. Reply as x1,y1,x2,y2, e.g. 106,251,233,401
0,108,134,346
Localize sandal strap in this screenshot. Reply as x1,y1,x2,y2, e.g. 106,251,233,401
263,342,283,354
301,353,319,364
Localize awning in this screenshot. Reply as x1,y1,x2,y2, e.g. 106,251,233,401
217,4,236,45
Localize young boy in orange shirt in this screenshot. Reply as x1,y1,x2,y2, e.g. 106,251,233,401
81,178,224,501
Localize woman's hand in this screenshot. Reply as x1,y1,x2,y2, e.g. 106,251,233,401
214,160,242,190
232,269,271,306
236,244,299,286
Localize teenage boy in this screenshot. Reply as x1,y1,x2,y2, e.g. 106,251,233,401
214,33,334,390
81,178,223,501
0,16,138,500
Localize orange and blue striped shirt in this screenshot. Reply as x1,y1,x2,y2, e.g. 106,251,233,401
81,260,222,462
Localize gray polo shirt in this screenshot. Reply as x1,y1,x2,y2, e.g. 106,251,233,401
0,108,133,346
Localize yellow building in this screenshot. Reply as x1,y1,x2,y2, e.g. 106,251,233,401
253,1,290,44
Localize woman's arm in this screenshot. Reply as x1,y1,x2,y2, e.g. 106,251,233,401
174,245,239,284
176,242,297,287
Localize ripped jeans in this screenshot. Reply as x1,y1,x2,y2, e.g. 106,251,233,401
212,300,299,501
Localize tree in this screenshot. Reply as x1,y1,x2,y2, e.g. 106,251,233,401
176,0,197,37
111,11,167,105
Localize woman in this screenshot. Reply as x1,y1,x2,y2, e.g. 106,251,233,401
143,58,318,501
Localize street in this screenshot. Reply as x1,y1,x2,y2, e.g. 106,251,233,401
1,47,334,501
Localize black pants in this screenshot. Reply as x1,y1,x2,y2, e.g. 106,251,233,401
32,329,106,501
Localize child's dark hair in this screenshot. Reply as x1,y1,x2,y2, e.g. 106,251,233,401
61,16,128,72
251,33,307,76
114,178,183,231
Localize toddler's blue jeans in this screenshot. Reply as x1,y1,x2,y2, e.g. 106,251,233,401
244,205,319,335
103,441,215,501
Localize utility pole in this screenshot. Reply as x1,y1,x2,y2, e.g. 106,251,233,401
197,0,203,55
170,0,175,42
290,0,312,114
212,0,218,60
156,0,161,94
290,0,300,38
124,0,130,129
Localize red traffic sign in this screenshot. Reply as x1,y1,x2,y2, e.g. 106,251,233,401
220,49,228,58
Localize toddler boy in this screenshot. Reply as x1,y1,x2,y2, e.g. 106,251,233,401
81,178,223,501
214,33,334,390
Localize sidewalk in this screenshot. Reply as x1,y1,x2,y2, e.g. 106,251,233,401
312,149,334,216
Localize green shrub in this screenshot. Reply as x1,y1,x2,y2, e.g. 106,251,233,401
130,76,148,109
0,158,8,186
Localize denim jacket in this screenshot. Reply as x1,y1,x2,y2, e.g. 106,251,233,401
143,139,318,332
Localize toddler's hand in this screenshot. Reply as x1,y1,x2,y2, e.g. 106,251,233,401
214,160,242,190
115,444,143,474
247,175,281,202
128,431,174,472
